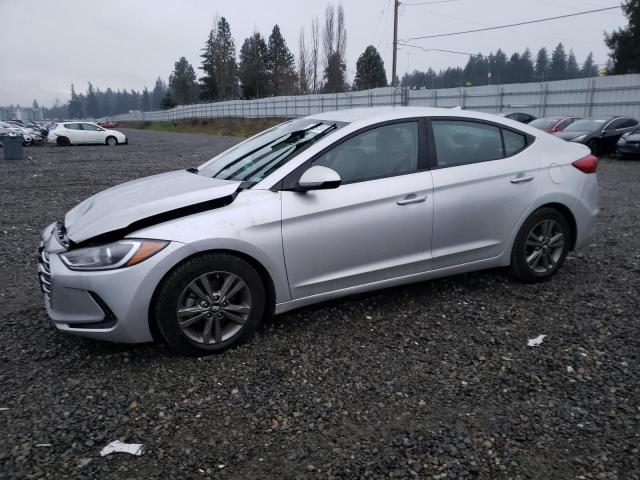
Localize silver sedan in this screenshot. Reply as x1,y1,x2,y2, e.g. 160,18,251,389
39,107,599,355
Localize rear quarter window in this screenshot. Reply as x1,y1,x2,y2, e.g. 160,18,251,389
503,129,527,155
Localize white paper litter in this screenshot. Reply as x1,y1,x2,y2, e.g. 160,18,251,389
100,440,145,457
0,408,9,411
527,334,546,347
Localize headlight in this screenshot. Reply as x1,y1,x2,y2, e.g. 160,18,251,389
59,239,169,271
570,134,587,142
618,137,626,145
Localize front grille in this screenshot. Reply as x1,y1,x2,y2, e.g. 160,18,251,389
38,241,52,303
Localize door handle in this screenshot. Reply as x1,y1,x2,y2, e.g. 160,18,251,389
397,195,427,206
510,175,534,184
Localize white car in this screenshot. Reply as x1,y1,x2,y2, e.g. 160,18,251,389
47,122,128,146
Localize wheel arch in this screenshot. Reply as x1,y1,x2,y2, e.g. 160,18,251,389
538,202,577,251
148,248,277,342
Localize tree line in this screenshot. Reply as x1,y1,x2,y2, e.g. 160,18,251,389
38,0,640,119
402,44,599,90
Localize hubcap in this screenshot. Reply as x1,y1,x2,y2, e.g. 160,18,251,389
525,219,565,274
176,271,252,345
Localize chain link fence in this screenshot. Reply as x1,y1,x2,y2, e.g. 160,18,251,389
104,74,640,122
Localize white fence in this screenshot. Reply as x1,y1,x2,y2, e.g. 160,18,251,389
106,74,640,122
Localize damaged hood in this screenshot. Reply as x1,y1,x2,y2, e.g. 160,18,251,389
64,170,240,243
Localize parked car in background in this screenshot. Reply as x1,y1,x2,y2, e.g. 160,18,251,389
499,112,538,124
3,121,39,145
39,107,599,354
47,122,128,146
553,116,639,154
616,127,640,158
98,120,118,129
25,120,48,136
0,121,24,147
529,116,580,133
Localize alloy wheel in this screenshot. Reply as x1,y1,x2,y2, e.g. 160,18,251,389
176,271,252,345
525,219,565,274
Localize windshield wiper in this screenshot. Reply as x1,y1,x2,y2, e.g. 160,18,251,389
240,123,339,188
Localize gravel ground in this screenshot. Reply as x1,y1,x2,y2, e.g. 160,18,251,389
0,128,639,479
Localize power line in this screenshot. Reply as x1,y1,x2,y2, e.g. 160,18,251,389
398,43,477,57
401,5,622,42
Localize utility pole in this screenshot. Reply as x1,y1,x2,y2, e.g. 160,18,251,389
392,0,399,86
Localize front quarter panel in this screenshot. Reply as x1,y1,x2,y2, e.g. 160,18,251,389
131,189,290,303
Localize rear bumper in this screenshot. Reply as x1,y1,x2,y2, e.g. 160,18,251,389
573,174,599,250
616,143,640,156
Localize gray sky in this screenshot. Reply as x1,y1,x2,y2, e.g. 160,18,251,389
0,0,627,106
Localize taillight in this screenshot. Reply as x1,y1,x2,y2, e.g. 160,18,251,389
572,154,598,174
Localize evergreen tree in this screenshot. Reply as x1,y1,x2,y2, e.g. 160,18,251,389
32,99,39,110
605,0,640,74
104,88,116,116
160,91,177,109
581,53,599,78
141,87,151,111
549,43,567,81
535,47,550,81
353,45,387,90
169,56,199,104
266,25,298,96
505,53,521,84
207,17,238,100
238,32,269,98
151,77,167,109
68,84,83,118
489,49,508,84
520,48,535,83
199,29,218,101
566,50,580,79
86,82,100,118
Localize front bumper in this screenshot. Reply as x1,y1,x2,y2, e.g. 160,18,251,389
38,223,196,343
616,142,640,156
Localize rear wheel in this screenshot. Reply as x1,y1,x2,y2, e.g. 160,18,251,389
56,136,70,146
153,253,265,355
510,208,570,283
106,136,118,146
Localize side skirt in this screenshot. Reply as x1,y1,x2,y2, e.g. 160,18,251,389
274,255,506,315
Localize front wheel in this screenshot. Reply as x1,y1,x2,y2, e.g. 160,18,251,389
106,136,118,146
510,208,570,283
153,253,266,355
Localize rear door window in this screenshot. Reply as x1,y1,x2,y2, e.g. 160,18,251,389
432,120,504,167
64,123,82,130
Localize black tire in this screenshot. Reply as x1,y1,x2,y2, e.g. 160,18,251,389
510,207,570,283
56,136,70,146
153,253,266,355
106,136,118,146
586,138,599,155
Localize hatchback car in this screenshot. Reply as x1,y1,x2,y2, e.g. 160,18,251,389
553,116,639,154
47,122,127,146
39,107,599,355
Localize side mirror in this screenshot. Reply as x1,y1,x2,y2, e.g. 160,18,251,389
296,165,341,191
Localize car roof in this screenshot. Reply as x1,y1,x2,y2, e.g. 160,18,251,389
305,106,537,129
